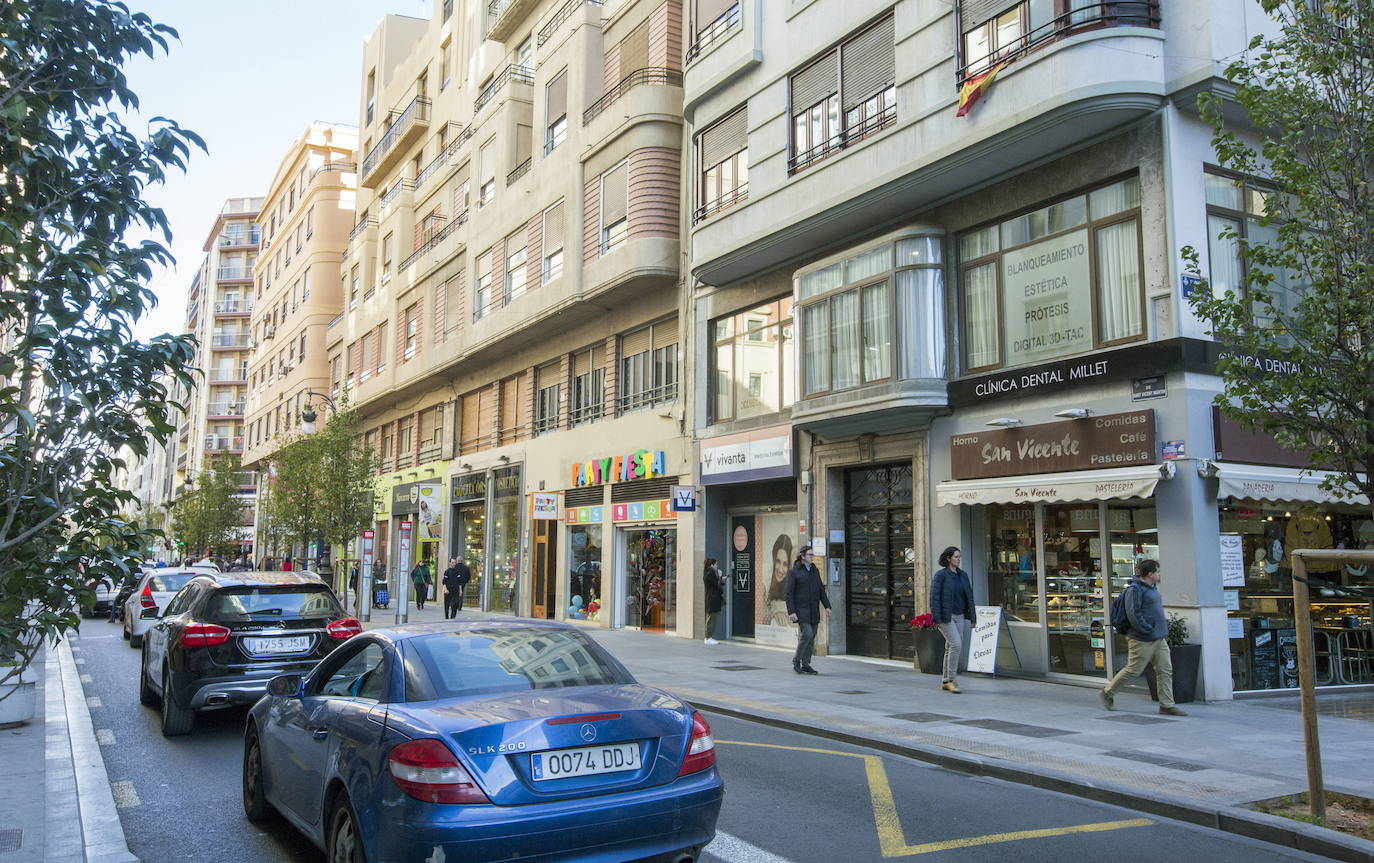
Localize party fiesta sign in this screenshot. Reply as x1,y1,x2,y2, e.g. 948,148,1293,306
571,449,667,487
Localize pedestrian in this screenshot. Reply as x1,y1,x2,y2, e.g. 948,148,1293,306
282,555,293,572
349,562,359,601
411,558,433,610
442,557,471,619
702,557,725,645
1100,559,1187,716
931,546,976,693
784,545,830,675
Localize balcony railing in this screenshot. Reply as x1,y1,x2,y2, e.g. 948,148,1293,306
506,157,532,186
537,0,601,46
418,442,442,463
415,126,465,189
208,401,246,417
208,368,249,383
685,2,741,65
349,217,378,242
583,67,682,124
205,435,245,453
361,95,431,180
693,183,749,224
570,401,603,427
311,160,356,180
488,0,516,22
617,381,677,413
533,412,561,435
216,266,252,281
379,179,414,213
218,229,261,247
400,208,468,271
214,300,252,314
210,333,251,348
788,103,895,174
957,1,1160,83
474,63,534,115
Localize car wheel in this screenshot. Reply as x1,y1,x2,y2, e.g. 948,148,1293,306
121,624,130,641
136,648,157,709
129,632,143,649
242,728,276,822
327,796,368,863
159,667,193,736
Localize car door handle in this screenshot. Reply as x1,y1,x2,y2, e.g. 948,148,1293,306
311,727,329,740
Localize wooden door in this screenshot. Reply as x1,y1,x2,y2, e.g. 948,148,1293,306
532,519,557,619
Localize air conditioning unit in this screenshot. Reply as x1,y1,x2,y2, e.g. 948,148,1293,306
263,326,275,340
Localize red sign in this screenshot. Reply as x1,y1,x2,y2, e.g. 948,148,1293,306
400,521,413,531
362,529,375,539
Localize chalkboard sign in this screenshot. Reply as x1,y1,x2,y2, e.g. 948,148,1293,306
1250,628,1279,690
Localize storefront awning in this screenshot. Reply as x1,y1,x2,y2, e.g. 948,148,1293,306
1212,463,1369,506
936,463,1175,507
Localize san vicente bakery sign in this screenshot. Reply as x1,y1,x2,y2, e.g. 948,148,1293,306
951,409,1157,479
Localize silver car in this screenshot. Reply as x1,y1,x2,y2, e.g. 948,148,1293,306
122,566,217,647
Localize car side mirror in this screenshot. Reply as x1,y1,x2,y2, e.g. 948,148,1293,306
139,607,160,620
267,674,304,698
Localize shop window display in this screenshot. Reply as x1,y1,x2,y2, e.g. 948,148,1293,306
490,493,519,613
1221,503,1374,690
568,525,603,622
454,505,485,608
987,505,1038,624
625,529,675,630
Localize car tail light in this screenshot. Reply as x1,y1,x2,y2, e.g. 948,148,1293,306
180,622,230,648
326,618,362,640
140,585,156,609
678,711,716,776
387,740,489,804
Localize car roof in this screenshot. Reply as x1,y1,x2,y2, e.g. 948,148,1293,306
188,571,330,589
144,566,218,577
366,617,580,644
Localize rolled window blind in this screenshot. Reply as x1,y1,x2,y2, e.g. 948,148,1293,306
696,0,736,33
546,71,568,122
841,14,895,110
601,162,628,226
619,20,650,78
479,140,495,184
652,318,679,349
573,349,590,377
700,106,747,169
791,51,838,113
961,0,1013,30
543,201,565,252
621,326,650,357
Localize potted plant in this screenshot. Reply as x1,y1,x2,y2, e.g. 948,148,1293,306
910,614,945,675
0,652,38,728
1147,614,1202,704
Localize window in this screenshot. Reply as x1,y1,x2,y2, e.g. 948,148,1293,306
789,14,895,173
1204,168,1307,343
478,139,496,206
696,105,748,222
571,344,605,425
302,267,310,301
399,419,413,457
599,161,628,254
349,265,360,307
403,302,419,360
709,298,794,423
382,232,394,281
306,206,314,238
505,231,527,302
688,0,742,63
618,319,678,411
959,0,1156,81
545,70,568,153
295,224,302,254
542,201,564,283
957,175,1143,373
475,248,495,320
440,38,452,89
516,36,533,71
534,360,561,434
366,69,376,125
299,332,307,362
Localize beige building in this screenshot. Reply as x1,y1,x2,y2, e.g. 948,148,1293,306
333,0,695,632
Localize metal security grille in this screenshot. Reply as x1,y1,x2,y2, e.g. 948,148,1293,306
0,829,22,853
611,476,679,503
564,486,605,507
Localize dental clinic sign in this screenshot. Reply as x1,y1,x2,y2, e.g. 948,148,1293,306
950,409,1157,479
1004,228,1093,365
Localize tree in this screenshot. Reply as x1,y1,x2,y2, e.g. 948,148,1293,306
171,454,245,561
0,2,200,692
1184,0,1374,515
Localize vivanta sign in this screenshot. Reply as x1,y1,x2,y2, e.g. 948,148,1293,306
570,449,667,487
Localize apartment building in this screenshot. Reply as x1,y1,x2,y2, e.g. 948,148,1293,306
174,197,263,558
682,1,1350,699
242,123,359,560
332,0,692,627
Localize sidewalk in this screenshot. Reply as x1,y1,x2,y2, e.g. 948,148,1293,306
368,595,1374,861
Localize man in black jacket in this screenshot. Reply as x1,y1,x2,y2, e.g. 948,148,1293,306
442,557,472,619
785,546,831,675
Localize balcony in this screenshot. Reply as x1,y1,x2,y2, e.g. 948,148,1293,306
415,125,465,190
474,64,533,115
360,96,431,187
506,157,531,186
379,179,414,214
311,160,356,181
583,68,682,124
208,368,248,384
218,228,261,248
487,0,532,42
210,333,250,349
538,0,601,47
208,401,246,418
216,266,252,282
214,299,252,315
400,208,468,271
349,217,378,243
685,2,741,66
205,434,244,453
957,1,1160,84
693,183,748,224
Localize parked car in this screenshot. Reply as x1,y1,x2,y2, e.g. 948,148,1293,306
80,569,118,618
122,566,218,647
242,620,723,863
139,572,360,737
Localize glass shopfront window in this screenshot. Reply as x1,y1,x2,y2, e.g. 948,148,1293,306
567,525,603,622
623,528,676,630
1221,501,1374,690
489,466,521,613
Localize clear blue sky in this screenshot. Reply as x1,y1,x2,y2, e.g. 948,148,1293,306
124,0,429,339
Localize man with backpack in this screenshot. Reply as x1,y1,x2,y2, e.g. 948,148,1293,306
1101,559,1187,716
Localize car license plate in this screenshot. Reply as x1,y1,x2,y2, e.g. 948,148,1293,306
243,635,310,655
530,742,641,780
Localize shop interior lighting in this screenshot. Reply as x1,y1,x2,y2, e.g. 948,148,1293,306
986,417,1024,428
1054,408,1095,419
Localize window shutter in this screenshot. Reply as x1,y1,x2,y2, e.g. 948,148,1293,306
454,163,471,212
515,124,532,162
500,376,520,437
434,277,447,344
960,0,1010,30
573,349,590,377
349,341,363,382
479,140,495,186
699,106,748,168
695,0,736,34
461,392,481,450
652,317,679,350
790,50,838,112
621,326,650,357
544,201,565,253
547,71,568,122
601,162,628,226
478,385,498,443
619,19,650,78
477,249,493,282
842,15,895,110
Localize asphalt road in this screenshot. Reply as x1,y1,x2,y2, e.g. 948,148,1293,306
72,617,1329,863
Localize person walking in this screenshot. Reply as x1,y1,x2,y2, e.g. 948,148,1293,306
442,557,472,619
281,555,293,572
930,546,976,693
411,558,434,610
702,557,725,645
1100,559,1187,716
784,546,830,674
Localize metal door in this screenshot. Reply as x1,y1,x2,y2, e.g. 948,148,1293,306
845,465,915,659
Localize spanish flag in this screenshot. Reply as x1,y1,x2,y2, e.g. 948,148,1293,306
956,61,1009,117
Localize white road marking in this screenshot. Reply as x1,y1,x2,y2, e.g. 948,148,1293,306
86,696,101,708
80,673,93,684
703,831,799,863
95,729,116,746
110,780,140,808
74,657,86,664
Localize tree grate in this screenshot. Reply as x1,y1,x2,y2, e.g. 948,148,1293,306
0,829,22,852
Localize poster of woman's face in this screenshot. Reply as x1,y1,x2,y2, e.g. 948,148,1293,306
759,514,794,627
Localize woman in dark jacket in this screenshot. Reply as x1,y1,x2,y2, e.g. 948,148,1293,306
784,546,831,674
702,558,725,645
930,546,976,693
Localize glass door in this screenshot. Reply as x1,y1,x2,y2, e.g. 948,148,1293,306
454,504,485,609
985,505,1041,673
1043,504,1108,678
1107,504,1158,675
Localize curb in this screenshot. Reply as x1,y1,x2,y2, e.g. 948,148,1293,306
49,639,138,863
689,698,1374,863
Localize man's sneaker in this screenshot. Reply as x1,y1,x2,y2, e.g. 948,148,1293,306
1159,705,1188,716
793,662,802,674
1099,689,1116,711
801,666,819,675
704,638,719,645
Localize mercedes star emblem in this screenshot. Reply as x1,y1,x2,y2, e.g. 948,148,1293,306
579,723,597,743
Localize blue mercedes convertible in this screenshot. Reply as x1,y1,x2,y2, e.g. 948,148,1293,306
242,619,722,862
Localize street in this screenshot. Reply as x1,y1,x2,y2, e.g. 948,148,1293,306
73,618,1329,863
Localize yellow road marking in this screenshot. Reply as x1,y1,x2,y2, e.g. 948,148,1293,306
717,739,1153,857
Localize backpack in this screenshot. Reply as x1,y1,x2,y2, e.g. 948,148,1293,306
1109,584,1134,636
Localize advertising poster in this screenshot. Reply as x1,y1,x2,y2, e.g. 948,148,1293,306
1219,534,1245,587
754,513,824,654
967,606,1002,673
416,482,443,540
729,516,754,639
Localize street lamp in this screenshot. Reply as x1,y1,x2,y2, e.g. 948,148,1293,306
300,390,337,434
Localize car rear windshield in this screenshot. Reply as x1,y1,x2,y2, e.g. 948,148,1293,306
147,573,199,593
405,628,631,701
204,586,344,622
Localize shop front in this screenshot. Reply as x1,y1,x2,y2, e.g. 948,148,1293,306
1210,408,1373,691
391,479,445,604
448,465,523,613
935,409,1175,681
450,471,487,609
